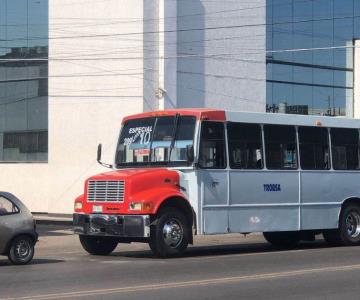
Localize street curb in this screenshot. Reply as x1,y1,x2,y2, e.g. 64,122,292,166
33,213,73,226
35,219,73,226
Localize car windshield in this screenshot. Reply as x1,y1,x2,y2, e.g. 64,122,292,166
115,115,196,167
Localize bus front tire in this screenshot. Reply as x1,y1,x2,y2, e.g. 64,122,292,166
79,235,118,255
263,231,300,248
323,204,360,246
149,208,189,258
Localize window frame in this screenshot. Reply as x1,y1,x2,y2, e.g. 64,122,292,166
330,127,360,171
0,196,20,216
227,122,264,170
263,124,299,170
298,126,331,170
198,121,227,170
115,116,197,168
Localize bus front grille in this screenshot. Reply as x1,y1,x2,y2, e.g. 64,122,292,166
87,180,125,202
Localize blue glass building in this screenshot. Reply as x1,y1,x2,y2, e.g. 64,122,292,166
267,0,360,116
0,0,48,162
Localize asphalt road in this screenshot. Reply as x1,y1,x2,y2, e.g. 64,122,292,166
1,225,360,300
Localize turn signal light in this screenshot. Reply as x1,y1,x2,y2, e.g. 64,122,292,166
143,202,153,211
129,202,153,211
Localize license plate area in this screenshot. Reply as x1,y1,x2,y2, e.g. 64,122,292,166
92,205,103,213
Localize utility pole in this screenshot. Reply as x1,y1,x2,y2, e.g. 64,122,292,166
327,96,331,116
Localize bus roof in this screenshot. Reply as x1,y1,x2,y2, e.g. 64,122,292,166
226,111,360,129
122,109,226,123
122,109,360,129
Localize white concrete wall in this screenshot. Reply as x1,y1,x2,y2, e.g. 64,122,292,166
143,0,159,111
176,0,266,111
144,0,266,112
0,0,144,214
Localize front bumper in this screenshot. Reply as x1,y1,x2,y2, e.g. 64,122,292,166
73,213,150,238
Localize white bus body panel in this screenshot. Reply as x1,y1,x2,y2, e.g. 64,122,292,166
300,171,360,230
228,170,299,233
200,170,229,234
193,111,360,235
197,168,360,234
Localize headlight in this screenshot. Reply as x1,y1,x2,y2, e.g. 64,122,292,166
74,202,83,210
129,202,142,210
129,201,153,211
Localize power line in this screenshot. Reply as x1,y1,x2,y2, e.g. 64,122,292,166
0,3,356,43
0,44,358,63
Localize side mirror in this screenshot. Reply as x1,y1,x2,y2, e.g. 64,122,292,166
97,143,102,163
186,145,194,163
96,143,113,168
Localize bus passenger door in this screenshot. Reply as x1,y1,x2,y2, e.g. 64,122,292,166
198,121,229,234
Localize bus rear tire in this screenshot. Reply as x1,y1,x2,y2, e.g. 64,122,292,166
323,204,360,246
263,231,300,248
79,235,118,255
149,208,189,258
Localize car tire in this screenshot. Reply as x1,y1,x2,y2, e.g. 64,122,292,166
323,204,360,246
263,231,300,248
79,235,118,255
149,208,189,258
8,235,35,265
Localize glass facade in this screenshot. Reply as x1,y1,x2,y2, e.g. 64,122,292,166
267,0,360,116
0,0,48,162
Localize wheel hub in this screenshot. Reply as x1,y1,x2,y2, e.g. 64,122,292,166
345,211,360,238
163,219,183,248
15,240,31,259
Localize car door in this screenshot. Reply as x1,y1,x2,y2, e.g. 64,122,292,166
0,196,20,253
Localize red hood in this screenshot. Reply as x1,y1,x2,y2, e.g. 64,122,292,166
89,168,172,181
78,168,184,215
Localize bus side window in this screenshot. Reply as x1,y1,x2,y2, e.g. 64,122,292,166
331,128,360,170
198,122,226,169
264,125,298,170
227,122,263,169
298,126,330,170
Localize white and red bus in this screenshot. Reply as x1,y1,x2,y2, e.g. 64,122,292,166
74,109,360,257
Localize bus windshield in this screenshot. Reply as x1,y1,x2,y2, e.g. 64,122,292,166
115,115,196,167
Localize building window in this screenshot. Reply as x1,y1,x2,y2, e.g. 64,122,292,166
3,131,48,161
0,0,48,162
266,0,357,116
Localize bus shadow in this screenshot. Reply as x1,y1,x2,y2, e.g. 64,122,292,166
115,240,332,260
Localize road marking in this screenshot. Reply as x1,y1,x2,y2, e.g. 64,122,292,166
176,244,355,262
101,260,132,264
5,264,360,300
181,248,307,261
